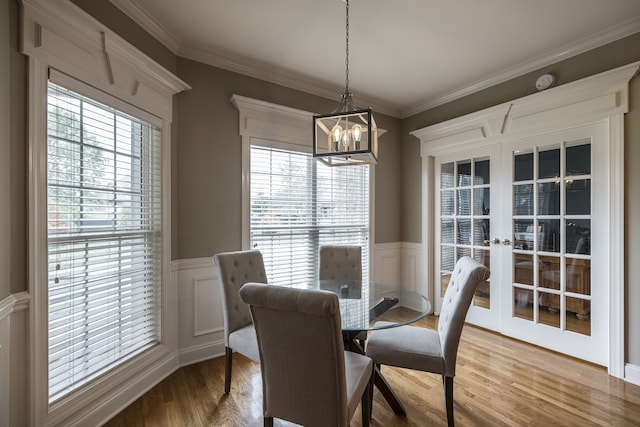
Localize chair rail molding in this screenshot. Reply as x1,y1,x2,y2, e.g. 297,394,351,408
0,292,29,427
412,61,640,380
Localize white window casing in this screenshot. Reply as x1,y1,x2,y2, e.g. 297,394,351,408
232,95,382,282
22,0,190,425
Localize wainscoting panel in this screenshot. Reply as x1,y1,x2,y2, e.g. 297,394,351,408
175,258,225,367
372,242,402,285
401,242,426,296
193,276,222,336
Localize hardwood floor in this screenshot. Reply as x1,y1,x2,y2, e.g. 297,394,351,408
104,315,640,426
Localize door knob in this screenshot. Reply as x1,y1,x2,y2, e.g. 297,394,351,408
491,238,501,244
502,239,512,246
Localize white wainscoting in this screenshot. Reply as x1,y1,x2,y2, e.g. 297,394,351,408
174,258,226,367
175,242,427,368
626,363,640,386
372,242,425,295
372,242,402,285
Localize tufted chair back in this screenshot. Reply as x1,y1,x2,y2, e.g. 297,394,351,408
214,250,268,345
319,246,362,281
239,282,373,427
438,256,490,376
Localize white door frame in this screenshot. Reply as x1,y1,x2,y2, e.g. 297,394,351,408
413,61,639,378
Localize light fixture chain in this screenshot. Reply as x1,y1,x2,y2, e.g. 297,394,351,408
345,0,349,95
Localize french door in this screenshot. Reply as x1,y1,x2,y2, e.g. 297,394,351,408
436,145,501,331
435,123,608,364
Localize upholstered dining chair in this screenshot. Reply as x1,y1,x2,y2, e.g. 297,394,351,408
239,282,374,427
213,249,268,393
319,245,367,346
366,256,490,427
319,245,362,281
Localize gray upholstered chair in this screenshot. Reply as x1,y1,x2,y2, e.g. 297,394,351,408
213,250,268,393
366,256,490,427
319,245,362,281
239,282,374,427
319,245,367,346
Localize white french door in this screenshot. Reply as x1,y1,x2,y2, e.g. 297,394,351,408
434,122,609,365
498,123,608,365
435,144,501,331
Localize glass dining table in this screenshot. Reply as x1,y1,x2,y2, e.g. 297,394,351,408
289,279,431,416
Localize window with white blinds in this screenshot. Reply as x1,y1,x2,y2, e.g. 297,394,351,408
47,81,162,402
250,145,370,285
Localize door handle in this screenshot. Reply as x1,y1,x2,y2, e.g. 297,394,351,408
502,239,512,246
491,238,501,244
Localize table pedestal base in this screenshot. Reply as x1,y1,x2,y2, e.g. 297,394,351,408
343,331,407,416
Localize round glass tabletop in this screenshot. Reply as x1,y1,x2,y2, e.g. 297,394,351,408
290,280,431,332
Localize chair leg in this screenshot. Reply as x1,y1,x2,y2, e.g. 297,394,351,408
369,372,375,418
443,375,454,427
361,372,373,427
264,417,274,427
224,347,233,393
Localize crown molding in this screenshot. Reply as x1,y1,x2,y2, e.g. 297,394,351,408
178,45,404,118
401,16,640,118
108,0,181,53
108,1,640,119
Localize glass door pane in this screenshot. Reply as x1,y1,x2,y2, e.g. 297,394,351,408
511,140,592,336
439,157,491,309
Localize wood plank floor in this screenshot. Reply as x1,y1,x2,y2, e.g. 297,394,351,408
104,315,640,426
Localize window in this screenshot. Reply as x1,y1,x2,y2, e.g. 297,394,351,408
47,80,162,402
250,144,370,285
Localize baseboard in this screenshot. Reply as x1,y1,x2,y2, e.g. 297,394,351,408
69,352,180,426
179,340,225,367
625,363,640,386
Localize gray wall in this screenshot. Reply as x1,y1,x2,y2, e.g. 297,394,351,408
400,33,640,365
175,58,402,259
0,0,26,299
0,0,10,301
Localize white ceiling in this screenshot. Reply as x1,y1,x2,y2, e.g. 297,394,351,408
109,0,640,118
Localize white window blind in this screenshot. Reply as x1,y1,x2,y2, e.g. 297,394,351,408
47,80,162,402
250,145,370,285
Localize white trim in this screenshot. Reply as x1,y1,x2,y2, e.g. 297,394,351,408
372,242,402,285
0,293,29,427
414,62,639,155
173,256,215,271
625,363,640,386
106,0,182,54
21,1,189,424
178,341,225,368
21,0,189,120
108,0,640,118
413,62,639,378
0,292,30,321
27,56,50,426
608,113,625,378
404,18,640,117
193,276,220,336
231,94,383,253
421,155,435,309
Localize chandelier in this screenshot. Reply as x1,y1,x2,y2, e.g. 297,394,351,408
313,0,378,166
